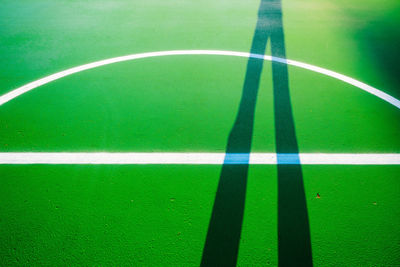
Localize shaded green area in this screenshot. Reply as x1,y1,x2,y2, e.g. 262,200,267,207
357,6,400,100
327,0,400,100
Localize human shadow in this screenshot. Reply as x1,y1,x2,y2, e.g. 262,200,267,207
200,0,312,266
269,2,313,265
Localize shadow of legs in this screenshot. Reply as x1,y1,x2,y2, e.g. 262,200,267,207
270,6,313,265
201,1,313,266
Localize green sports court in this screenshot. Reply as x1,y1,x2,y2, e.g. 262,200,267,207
0,0,399,266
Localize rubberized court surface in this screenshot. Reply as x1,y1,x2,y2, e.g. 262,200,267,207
1,0,400,266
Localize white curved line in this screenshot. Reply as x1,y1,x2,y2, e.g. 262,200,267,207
0,152,399,165
0,50,399,109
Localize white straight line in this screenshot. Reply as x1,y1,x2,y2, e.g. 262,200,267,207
0,153,399,165
1,50,399,109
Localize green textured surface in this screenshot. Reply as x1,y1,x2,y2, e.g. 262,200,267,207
0,0,399,266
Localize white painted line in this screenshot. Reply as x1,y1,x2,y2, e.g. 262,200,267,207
297,153,400,165
1,50,399,109
0,153,399,165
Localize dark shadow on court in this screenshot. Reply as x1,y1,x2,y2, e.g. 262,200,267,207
201,0,312,266
356,9,400,100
